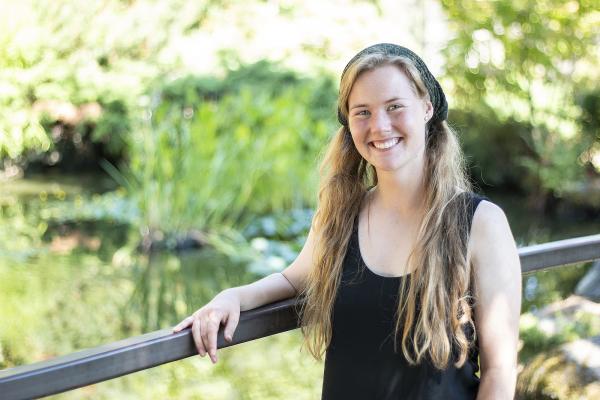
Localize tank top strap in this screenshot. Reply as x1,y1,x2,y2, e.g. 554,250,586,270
463,191,488,314
465,192,488,232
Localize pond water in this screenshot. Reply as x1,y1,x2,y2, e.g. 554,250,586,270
1,174,598,399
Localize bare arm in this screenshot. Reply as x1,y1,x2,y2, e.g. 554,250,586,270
468,201,522,399
172,225,318,363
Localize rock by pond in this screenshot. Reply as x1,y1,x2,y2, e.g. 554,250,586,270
518,295,600,399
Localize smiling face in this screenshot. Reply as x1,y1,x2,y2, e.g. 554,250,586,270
347,64,433,175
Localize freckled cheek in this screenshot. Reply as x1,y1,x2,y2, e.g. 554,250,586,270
349,132,366,151
348,120,368,137
391,113,412,125
392,113,423,134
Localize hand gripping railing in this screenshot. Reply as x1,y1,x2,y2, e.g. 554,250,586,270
1,234,599,399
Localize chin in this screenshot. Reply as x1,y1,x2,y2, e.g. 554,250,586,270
372,163,407,173
372,157,422,174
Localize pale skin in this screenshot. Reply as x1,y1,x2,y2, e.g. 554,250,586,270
173,64,522,398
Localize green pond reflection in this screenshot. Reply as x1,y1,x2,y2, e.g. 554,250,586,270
0,174,598,399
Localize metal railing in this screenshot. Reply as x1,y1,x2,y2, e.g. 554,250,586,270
1,233,599,400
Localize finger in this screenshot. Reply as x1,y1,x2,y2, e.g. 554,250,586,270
199,313,211,358
206,313,222,364
223,311,239,342
172,316,194,332
192,318,206,357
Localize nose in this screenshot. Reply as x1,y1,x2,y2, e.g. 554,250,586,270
369,110,392,134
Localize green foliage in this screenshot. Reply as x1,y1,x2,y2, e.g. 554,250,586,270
441,0,600,195
92,100,131,156
126,63,337,237
519,316,564,362
0,201,47,262
40,190,139,226
451,110,530,189
522,263,591,311
158,61,302,102
519,310,600,363
0,0,223,165
577,87,600,136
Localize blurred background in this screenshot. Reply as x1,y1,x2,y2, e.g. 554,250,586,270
1,0,599,398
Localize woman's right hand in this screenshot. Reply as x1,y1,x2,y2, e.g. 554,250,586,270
172,289,241,364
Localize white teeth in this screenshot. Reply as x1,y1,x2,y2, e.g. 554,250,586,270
372,137,401,149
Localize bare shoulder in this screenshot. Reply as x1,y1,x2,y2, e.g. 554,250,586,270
472,200,509,231
468,199,521,285
470,200,511,253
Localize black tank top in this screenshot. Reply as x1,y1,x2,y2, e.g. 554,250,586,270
321,193,486,400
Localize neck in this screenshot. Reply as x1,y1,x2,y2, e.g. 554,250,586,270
371,158,427,219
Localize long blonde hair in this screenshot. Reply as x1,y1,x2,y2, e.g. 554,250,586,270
299,53,475,369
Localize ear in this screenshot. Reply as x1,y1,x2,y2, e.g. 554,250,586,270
423,100,433,122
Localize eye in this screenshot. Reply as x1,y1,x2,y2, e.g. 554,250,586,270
354,109,370,117
388,104,403,111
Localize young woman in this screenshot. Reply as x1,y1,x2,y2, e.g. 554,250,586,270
173,43,522,399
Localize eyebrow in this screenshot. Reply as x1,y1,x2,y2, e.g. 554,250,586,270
349,97,409,110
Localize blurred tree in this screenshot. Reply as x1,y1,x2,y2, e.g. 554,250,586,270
441,0,599,208
0,0,226,170
0,0,442,174
123,62,337,240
